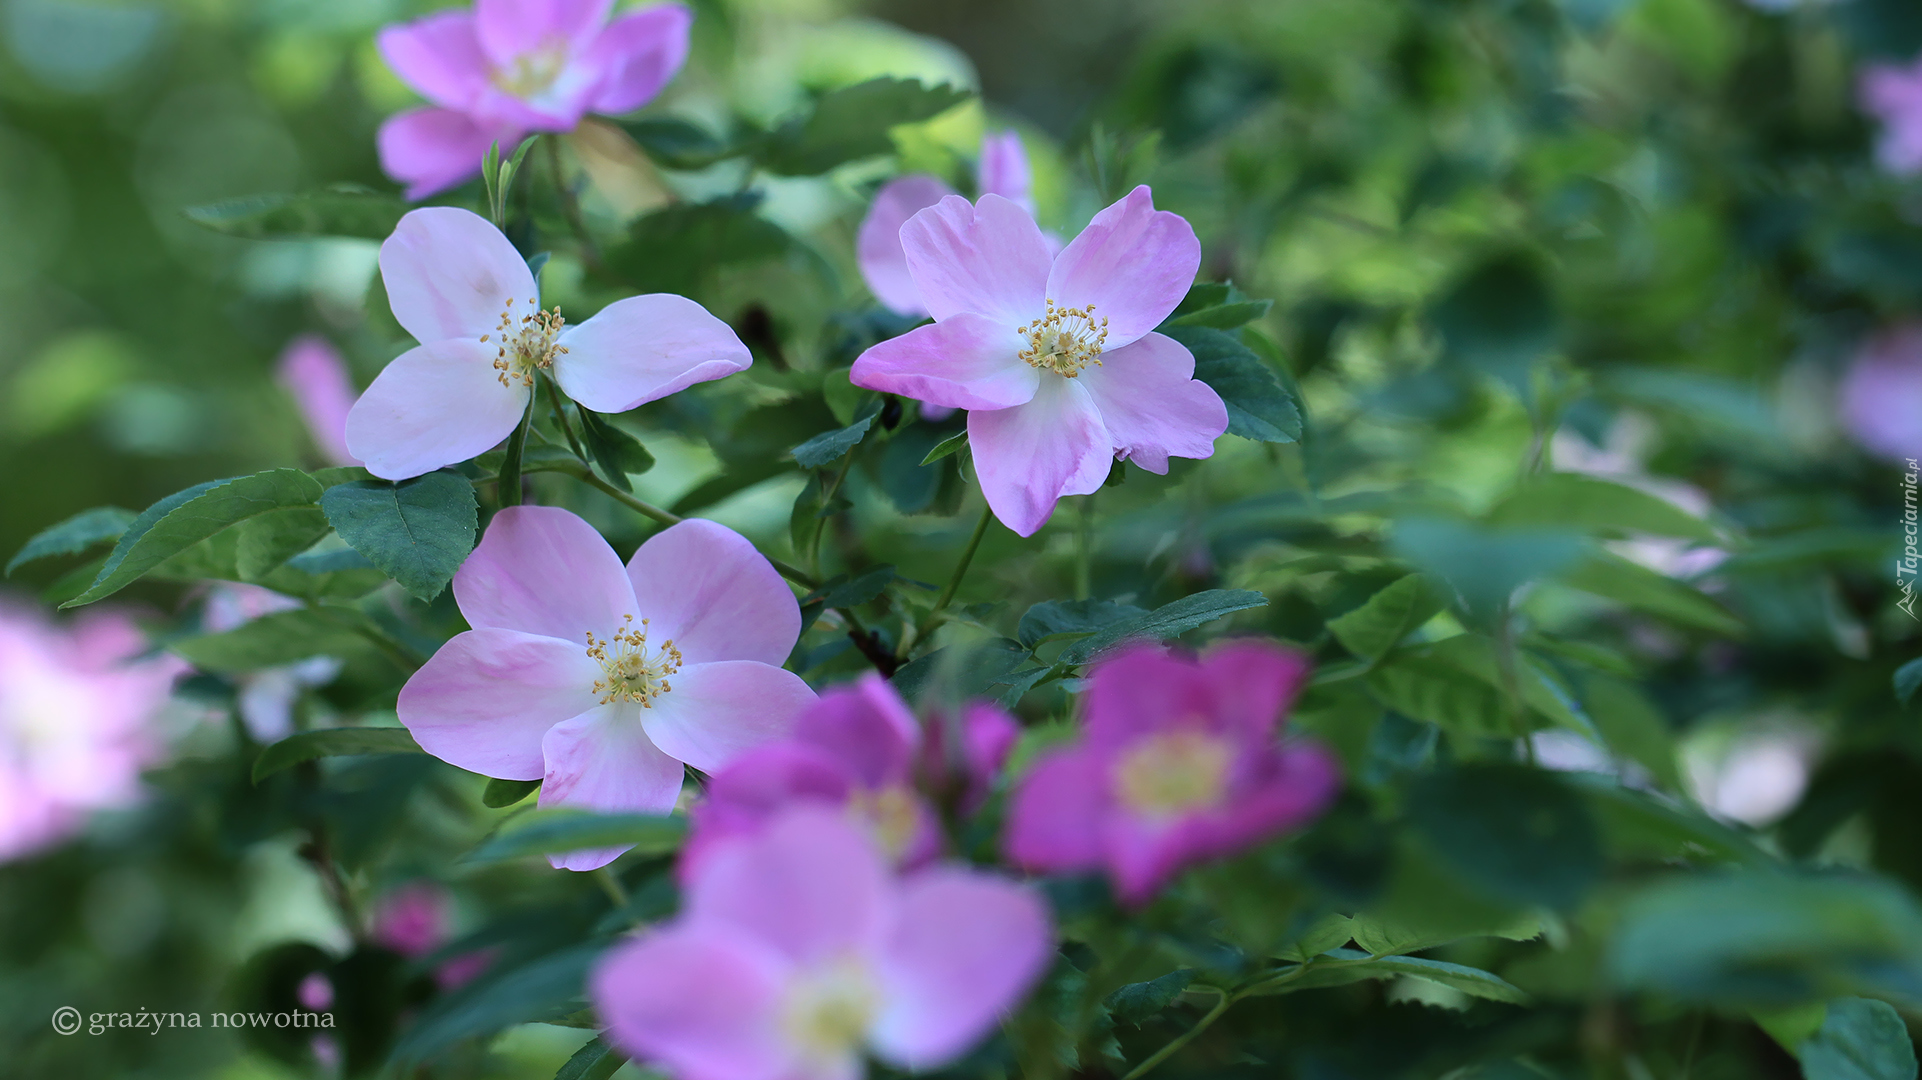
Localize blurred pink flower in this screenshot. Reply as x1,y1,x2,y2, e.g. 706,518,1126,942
1005,640,1338,905
276,335,361,468
371,880,495,989
397,506,814,871
1839,324,1922,462
593,807,1052,1080
199,584,342,742
1861,54,1922,176
1551,414,1727,579
297,971,335,1013
346,208,750,480
377,0,691,198
851,186,1227,536
0,600,181,861
917,699,1018,813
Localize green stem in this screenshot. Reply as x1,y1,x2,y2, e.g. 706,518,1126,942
542,376,587,462
901,503,993,659
594,867,629,910
498,398,535,507
811,457,855,577
545,135,600,272
1120,987,1234,1080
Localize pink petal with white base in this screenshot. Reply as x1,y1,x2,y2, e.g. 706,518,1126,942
378,108,522,201
552,294,751,414
871,868,1052,1068
397,628,603,781
902,194,1052,327
593,924,792,1079
455,505,639,642
380,207,537,343
474,0,611,68
1046,186,1200,348
687,808,889,965
344,337,527,481
850,314,1038,410
625,518,799,667
584,4,692,114
539,703,686,870
637,661,814,774
376,12,490,110
857,175,956,317
1076,332,1226,473
967,376,1111,537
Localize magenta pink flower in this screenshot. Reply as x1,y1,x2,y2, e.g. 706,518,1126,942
0,599,182,862
372,881,454,958
397,506,815,870
1862,55,1922,175
850,186,1228,536
593,807,1052,1080
346,208,749,480
277,335,361,468
918,699,1019,813
1005,640,1338,905
1839,324,1922,461
376,0,691,198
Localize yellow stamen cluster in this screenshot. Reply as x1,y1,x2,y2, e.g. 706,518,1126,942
1017,300,1110,377
848,785,922,860
483,296,569,388
490,43,568,100
780,956,879,1068
1113,728,1232,818
585,615,682,707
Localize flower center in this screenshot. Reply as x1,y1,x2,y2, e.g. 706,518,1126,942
584,616,682,707
779,955,879,1068
490,41,570,100
1112,729,1232,818
482,297,568,388
1018,300,1109,378
847,785,922,861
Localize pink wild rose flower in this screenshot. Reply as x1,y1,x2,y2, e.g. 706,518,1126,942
1839,323,1922,462
593,807,1053,1080
347,207,749,480
396,506,816,870
277,335,361,468
849,186,1229,536
377,0,692,198
1861,54,1922,176
1005,640,1340,905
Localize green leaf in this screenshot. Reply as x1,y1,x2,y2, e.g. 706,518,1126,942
483,777,541,809
65,470,324,608
1105,970,1195,1026
603,193,793,293
625,116,738,170
1897,658,1922,707
892,637,1030,705
476,443,591,481
389,943,602,1067
1171,299,1273,330
1348,911,1540,958
7,506,135,576
1327,574,1446,661
792,413,876,469
1366,634,1597,741
1583,674,1683,792
1057,589,1268,666
1432,252,1558,391
1407,763,1602,910
1572,773,1768,866
803,565,896,610
1799,997,1918,1080
1256,949,1528,1004
1392,517,1587,617
234,506,333,581
183,185,407,240
461,809,687,865
1275,913,1357,963
251,727,423,783
1487,473,1721,544
756,77,972,176
555,1038,628,1080
320,472,478,603
1018,598,1149,650
172,605,378,673
1164,325,1301,443
1558,551,1744,637
576,408,656,493
919,430,969,466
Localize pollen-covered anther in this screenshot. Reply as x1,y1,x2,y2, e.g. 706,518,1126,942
585,615,683,707
490,296,571,388
1017,300,1110,378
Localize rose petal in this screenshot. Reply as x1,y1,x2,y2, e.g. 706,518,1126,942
397,628,602,781
539,702,686,870
474,0,611,68
638,661,814,774
850,314,1037,411
857,175,956,317
380,206,537,344
871,868,1052,1068
685,807,889,964
682,742,855,880
1045,186,1200,348
377,108,522,202
1075,332,1226,473
976,131,1033,216
902,194,1052,327
592,924,793,1080
795,673,919,789
967,375,1111,537
1003,746,1110,874
552,293,750,413
584,4,692,115
376,11,490,110
343,337,528,481
455,505,641,642
1080,643,1208,747
626,518,799,667
1200,639,1312,740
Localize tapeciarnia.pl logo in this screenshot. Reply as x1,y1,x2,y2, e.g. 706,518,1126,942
1901,458,1919,621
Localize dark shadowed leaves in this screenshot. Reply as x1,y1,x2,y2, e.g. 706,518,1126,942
252,727,423,783
1018,598,1149,649
1105,970,1196,1026
1432,254,1557,392
1057,589,1268,665
1407,764,1601,910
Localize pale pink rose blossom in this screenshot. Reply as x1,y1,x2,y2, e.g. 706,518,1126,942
276,335,362,468
397,506,815,871
346,208,750,480
1005,640,1338,905
1861,54,1922,176
851,186,1228,536
200,584,342,743
0,600,182,862
592,807,1053,1080
1838,324,1922,462
377,0,692,198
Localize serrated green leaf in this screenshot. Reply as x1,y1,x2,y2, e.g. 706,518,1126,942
483,777,542,808
65,470,324,608
252,727,423,783
576,407,656,493
173,605,378,673
1800,997,1918,1080
1164,325,1301,443
1559,551,1744,637
1255,949,1529,1004
7,506,135,576
1486,473,1721,543
183,186,407,240
625,116,739,170
1058,589,1269,665
792,413,876,469
1327,574,1446,661
919,430,969,465
320,472,478,603
1275,913,1356,963
803,565,896,610
1171,298,1273,330
603,193,793,293
756,77,971,176
234,506,333,581
1017,598,1148,650
1105,970,1196,1026
462,809,686,865
1348,911,1540,957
